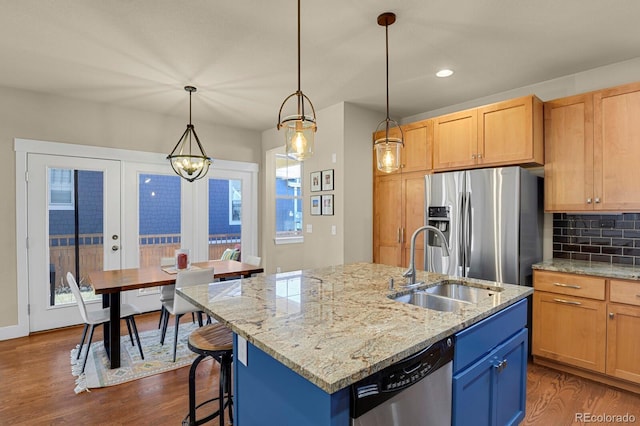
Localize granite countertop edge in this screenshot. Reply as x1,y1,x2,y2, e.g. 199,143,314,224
533,258,640,280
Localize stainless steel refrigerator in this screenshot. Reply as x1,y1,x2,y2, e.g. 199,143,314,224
424,166,542,286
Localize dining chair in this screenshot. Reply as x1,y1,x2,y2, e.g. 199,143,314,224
67,272,144,374
160,268,214,362
242,255,261,267
158,257,176,329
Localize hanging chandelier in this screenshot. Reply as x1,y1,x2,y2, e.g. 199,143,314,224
374,12,404,173
167,86,212,182
277,0,317,161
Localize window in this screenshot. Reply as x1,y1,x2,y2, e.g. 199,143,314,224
275,153,303,241
48,168,74,210
229,179,241,225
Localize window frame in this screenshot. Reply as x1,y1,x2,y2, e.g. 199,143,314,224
274,152,304,244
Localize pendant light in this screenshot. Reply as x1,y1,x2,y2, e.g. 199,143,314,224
277,0,317,161
374,12,404,173
167,86,212,182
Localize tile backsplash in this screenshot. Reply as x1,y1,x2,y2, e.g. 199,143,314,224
553,213,640,266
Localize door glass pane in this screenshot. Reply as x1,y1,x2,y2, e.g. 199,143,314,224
48,169,102,306
138,174,181,267
208,178,242,260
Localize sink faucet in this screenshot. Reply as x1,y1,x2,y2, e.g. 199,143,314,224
402,225,451,286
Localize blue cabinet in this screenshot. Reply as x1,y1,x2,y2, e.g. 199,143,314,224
452,299,528,426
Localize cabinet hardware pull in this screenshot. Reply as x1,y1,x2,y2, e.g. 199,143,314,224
553,282,581,289
397,228,401,243
586,198,592,204
471,154,476,159
637,294,640,298
595,197,601,204
477,153,482,159
609,312,615,319
400,228,404,244
553,298,581,305
494,359,508,372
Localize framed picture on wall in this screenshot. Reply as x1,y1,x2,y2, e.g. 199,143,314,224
321,169,334,191
310,171,321,192
311,195,321,215
321,194,334,216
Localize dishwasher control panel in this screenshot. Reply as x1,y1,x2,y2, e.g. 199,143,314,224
351,336,454,419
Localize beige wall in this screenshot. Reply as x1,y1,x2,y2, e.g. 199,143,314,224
1,86,260,330
260,102,379,274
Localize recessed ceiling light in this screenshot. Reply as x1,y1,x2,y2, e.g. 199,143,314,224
436,69,454,78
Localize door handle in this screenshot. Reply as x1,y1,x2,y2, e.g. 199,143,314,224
112,245,120,252
553,282,581,289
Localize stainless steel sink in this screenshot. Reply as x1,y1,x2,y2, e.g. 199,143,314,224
423,282,500,303
391,281,502,312
393,291,470,312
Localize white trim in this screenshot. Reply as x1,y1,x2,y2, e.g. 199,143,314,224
5,149,30,340
14,138,258,173
274,236,304,245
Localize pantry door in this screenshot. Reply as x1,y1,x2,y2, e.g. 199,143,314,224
27,154,121,331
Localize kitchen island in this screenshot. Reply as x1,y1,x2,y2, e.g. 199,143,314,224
177,262,533,425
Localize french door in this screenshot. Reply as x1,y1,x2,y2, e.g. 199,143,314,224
27,154,121,331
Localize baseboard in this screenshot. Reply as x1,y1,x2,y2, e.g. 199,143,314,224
533,356,640,395
0,323,29,341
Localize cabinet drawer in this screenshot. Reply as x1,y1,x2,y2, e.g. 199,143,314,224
610,279,640,307
533,270,605,300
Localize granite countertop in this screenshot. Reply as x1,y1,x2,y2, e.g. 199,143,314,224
533,258,640,280
177,262,532,394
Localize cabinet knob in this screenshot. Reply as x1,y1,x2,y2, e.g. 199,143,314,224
609,312,615,319
477,153,482,159
586,198,592,204
471,154,476,159
595,197,601,204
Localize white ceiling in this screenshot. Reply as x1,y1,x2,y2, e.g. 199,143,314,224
2,0,640,132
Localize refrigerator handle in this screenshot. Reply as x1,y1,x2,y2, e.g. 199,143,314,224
465,191,472,273
458,192,466,274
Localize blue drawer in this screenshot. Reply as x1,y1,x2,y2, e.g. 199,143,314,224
454,298,527,373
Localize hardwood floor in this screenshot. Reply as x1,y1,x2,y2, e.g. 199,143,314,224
1,314,639,425
0,312,231,425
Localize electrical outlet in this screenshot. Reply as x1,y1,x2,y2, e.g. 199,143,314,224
331,225,337,235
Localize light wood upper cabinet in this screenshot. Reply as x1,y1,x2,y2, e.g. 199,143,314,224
433,95,543,172
544,94,594,211
478,95,543,167
594,82,640,211
401,120,432,173
433,108,478,170
373,120,432,176
545,81,640,212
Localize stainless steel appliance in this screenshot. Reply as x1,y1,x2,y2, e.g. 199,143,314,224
350,336,454,426
425,166,542,286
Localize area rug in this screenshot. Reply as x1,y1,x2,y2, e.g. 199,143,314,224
70,322,200,394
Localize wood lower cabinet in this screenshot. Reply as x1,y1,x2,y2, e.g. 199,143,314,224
545,81,640,211
373,172,425,269
606,280,640,383
533,270,640,392
532,291,606,373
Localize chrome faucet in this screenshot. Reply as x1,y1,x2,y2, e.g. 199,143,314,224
402,225,451,286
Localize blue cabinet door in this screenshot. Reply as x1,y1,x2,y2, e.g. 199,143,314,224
453,328,527,426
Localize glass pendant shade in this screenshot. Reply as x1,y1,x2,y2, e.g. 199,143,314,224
374,118,403,173
167,86,212,182
277,0,317,161
375,12,403,173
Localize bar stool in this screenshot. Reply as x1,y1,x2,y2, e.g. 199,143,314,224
183,324,234,426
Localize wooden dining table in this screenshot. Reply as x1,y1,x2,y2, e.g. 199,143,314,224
87,259,263,369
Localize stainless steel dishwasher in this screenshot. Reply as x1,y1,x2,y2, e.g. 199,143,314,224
350,336,454,426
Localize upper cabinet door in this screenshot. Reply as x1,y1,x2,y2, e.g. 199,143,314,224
544,93,594,212
594,82,640,211
401,120,432,173
433,108,478,171
478,95,543,167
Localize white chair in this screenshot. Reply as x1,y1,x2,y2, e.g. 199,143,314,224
67,272,144,374
158,257,176,329
160,268,214,362
243,255,261,267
